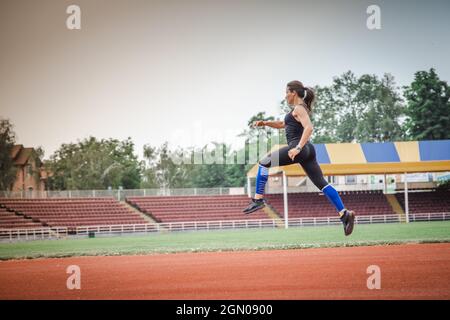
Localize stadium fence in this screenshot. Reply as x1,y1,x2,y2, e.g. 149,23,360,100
1,212,449,242
0,184,388,200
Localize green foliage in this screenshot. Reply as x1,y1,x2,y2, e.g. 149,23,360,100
311,71,405,143
187,143,253,188
239,111,275,142
46,136,142,190
141,109,286,189
403,68,450,140
142,142,195,188
0,118,17,190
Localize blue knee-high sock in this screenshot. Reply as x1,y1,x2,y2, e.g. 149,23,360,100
322,184,345,213
255,165,269,196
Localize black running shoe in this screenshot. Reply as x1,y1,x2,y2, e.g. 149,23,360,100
243,198,266,214
340,209,355,236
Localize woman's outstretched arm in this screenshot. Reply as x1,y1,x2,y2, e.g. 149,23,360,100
253,120,285,129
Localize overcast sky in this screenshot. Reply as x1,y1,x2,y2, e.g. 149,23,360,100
1,0,449,161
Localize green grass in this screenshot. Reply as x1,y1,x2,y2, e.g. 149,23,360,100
1,221,450,260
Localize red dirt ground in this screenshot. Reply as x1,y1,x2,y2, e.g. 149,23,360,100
0,243,449,299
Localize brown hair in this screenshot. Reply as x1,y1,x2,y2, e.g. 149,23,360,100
286,80,315,114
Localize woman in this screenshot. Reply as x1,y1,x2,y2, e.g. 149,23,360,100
243,80,355,236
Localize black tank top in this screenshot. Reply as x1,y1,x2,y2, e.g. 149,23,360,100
284,108,304,146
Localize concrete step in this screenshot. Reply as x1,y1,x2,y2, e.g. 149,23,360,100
263,203,285,228
385,194,405,216
121,201,158,224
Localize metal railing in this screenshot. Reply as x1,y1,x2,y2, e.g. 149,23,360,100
0,183,401,200
0,187,245,200
0,227,68,241
1,212,449,242
76,223,158,235
409,212,450,222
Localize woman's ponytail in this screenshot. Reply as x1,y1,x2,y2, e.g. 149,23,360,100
287,80,316,114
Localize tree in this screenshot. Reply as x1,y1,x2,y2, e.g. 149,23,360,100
309,86,340,143
141,140,252,189
354,73,405,142
185,143,251,188
46,136,142,190
311,71,405,143
0,118,17,190
239,111,286,164
403,68,450,140
141,145,159,188
239,111,275,141
142,142,193,189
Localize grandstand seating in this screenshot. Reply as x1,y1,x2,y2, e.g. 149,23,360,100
265,190,396,218
0,197,147,229
0,207,44,229
395,189,450,214
1,189,448,230
126,195,270,223
126,191,399,222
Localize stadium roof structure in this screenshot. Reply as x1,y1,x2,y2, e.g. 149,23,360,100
247,140,450,177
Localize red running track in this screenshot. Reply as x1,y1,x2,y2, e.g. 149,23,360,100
0,243,449,299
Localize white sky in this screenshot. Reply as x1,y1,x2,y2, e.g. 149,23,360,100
1,0,449,161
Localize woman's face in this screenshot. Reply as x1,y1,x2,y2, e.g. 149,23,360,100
285,88,296,106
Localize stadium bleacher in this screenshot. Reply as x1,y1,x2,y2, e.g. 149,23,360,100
0,207,44,229
0,197,147,229
265,190,396,218
395,189,450,214
126,195,270,223
1,189,448,231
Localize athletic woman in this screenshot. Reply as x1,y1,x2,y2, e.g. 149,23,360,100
243,80,355,236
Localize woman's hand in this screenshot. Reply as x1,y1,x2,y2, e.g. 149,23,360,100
253,120,266,127
288,148,300,161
